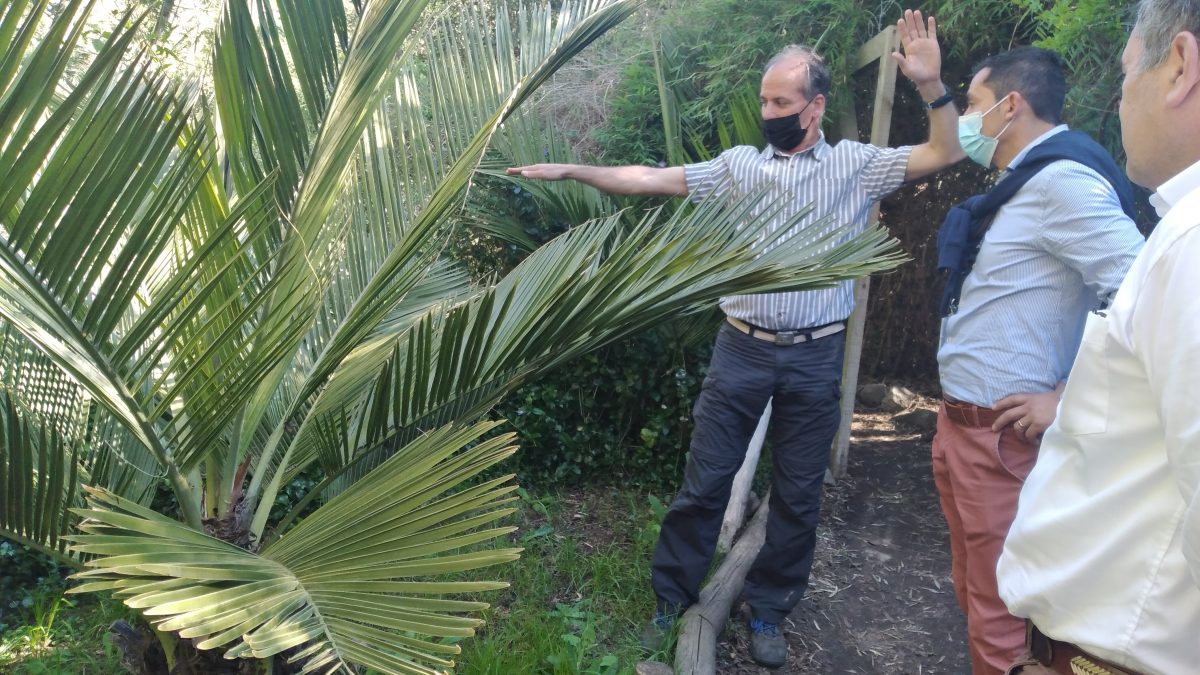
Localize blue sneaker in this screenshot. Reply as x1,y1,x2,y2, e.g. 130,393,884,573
640,610,675,652
749,617,787,668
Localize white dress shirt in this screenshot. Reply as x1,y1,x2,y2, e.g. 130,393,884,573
997,158,1200,675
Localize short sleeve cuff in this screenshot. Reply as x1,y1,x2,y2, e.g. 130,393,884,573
684,157,728,204
867,145,914,200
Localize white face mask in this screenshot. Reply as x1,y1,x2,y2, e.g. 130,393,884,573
958,96,1014,168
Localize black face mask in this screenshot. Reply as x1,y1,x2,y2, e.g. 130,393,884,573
761,100,814,151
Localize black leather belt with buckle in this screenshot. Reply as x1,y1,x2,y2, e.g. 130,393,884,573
725,317,847,346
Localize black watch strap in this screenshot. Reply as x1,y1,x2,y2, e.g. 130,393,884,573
927,89,955,110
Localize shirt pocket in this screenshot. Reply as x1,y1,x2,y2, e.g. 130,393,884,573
1055,312,1110,436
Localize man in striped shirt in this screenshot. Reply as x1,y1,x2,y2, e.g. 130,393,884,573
509,10,964,667
933,48,1143,675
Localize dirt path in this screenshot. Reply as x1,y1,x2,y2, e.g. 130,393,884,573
715,411,971,674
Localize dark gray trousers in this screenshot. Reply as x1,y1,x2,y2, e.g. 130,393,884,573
650,321,845,623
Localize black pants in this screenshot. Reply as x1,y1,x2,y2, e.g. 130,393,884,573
650,321,845,623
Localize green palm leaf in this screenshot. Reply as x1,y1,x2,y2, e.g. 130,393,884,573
242,0,643,534
0,321,164,495
269,192,904,528
0,388,81,564
69,421,519,675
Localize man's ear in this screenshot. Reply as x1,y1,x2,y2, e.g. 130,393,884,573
808,93,827,125
1004,91,1024,120
1165,31,1200,108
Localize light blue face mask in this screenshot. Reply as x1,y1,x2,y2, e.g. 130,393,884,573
958,96,1014,168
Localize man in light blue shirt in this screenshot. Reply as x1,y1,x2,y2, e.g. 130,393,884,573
931,47,1144,675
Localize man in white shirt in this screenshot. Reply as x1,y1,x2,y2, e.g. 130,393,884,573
996,1,1200,673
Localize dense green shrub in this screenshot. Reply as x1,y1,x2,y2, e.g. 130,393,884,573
493,327,713,488
1022,0,1136,158
591,59,671,167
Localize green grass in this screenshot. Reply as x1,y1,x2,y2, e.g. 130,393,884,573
454,486,671,674
0,589,132,674
4,485,674,674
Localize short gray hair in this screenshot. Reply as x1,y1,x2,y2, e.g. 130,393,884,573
1135,0,1200,70
764,45,832,100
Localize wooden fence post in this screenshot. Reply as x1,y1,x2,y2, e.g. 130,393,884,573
830,25,900,480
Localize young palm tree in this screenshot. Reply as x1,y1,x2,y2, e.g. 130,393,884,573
0,0,904,672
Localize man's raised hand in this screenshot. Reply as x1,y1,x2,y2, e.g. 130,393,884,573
891,9,942,88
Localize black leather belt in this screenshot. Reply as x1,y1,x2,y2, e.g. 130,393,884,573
725,317,846,346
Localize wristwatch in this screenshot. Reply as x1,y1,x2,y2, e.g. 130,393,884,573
926,87,955,110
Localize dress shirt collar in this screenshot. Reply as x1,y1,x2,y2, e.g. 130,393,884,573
1006,124,1069,170
1149,157,1200,217
765,131,830,161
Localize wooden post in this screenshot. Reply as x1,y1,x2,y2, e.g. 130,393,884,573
829,25,900,480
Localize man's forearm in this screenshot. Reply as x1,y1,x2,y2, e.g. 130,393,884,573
919,81,966,163
902,81,966,180
565,164,687,196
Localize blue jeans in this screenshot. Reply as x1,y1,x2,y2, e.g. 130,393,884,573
650,321,845,623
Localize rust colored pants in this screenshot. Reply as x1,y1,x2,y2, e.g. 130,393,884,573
932,403,1039,675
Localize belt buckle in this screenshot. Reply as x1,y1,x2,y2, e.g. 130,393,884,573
774,330,798,346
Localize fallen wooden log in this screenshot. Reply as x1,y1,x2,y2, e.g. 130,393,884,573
717,400,770,553
675,492,771,675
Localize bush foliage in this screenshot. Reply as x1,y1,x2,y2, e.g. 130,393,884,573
494,331,710,487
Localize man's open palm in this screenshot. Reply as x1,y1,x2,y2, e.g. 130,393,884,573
892,9,941,86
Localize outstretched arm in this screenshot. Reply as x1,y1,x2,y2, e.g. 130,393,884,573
505,163,688,197
891,9,966,180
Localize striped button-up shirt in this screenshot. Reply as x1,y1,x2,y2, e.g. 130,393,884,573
684,134,912,331
937,126,1145,407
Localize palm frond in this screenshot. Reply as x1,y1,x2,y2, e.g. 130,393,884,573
222,0,438,457
654,34,687,167
69,421,520,675
0,389,81,565
0,325,161,507
275,190,904,517
0,1,218,525
243,0,642,534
